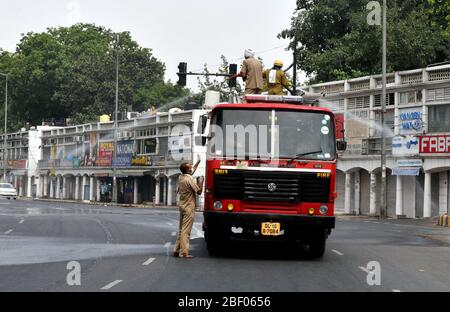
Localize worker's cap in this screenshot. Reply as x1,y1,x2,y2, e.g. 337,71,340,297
274,59,283,67
244,49,255,58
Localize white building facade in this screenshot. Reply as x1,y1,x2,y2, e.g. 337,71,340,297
309,64,450,218
36,109,207,206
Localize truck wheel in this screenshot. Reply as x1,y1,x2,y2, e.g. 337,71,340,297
309,232,326,259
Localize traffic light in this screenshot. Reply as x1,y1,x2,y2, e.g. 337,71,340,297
228,63,237,88
177,62,187,86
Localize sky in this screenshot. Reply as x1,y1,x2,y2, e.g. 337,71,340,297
0,0,302,92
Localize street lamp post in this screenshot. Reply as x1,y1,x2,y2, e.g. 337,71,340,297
380,0,388,219
0,72,8,183
112,34,119,203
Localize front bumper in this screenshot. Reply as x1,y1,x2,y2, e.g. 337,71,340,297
203,211,335,242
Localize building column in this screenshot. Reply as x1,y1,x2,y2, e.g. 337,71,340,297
354,171,361,215
14,176,18,191
89,176,95,201
155,178,160,205
74,176,80,200
396,175,403,217
56,176,61,199
43,175,48,197
96,178,101,201
344,172,352,214
439,171,448,215
167,177,173,206
49,177,54,198
369,172,377,215
82,175,87,200
133,178,139,204
27,176,32,198
19,176,24,197
62,176,67,200
34,175,42,198
424,172,432,218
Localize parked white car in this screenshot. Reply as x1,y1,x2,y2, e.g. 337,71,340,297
0,183,17,200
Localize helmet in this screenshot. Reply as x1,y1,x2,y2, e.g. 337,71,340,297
274,59,283,67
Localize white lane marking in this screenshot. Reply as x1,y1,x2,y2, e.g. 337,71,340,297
18,219,24,224
392,289,401,292
164,242,171,248
171,232,177,236
142,257,156,266
101,280,122,290
332,249,344,256
419,269,425,272
359,266,370,274
4,229,13,234
166,222,174,226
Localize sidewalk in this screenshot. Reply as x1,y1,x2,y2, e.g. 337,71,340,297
335,211,441,228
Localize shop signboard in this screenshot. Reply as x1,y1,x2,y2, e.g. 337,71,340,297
112,140,133,167
398,107,424,135
392,135,419,156
419,135,450,155
131,156,151,166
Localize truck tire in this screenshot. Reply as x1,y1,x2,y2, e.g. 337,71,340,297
309,231,327,259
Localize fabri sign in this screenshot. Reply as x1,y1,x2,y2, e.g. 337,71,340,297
419,135,450,154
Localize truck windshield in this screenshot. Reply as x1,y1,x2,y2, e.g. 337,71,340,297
209,109,336,160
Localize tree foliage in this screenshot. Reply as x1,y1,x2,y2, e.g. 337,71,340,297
0,23,187,129
280,0,450,83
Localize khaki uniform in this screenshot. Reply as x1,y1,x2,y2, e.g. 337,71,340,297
240,57,264,95
263,68,291,95
173,174,200,256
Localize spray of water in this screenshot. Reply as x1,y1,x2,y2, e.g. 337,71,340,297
318,98,395,137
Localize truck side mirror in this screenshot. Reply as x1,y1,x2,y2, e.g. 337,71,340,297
196,114,209,147
197,114,208,135
337,141,347,152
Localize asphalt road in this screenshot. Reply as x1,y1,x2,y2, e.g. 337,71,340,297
0,198,449,292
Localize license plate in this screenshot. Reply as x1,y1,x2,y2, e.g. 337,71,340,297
261,222,281,236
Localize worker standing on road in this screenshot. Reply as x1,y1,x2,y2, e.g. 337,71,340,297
173,158,204,259
228,49,264,95
263,59,291,95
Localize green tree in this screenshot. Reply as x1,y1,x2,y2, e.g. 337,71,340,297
280,0,450,83
0,23,180,127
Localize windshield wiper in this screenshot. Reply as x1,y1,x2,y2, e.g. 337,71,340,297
287,150,323,163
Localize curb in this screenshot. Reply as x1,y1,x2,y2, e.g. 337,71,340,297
438,214,450,227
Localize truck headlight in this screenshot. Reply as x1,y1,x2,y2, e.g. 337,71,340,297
213,201,223,210
319,205,328,215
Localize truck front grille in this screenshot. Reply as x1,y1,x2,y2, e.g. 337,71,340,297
214,169,330,203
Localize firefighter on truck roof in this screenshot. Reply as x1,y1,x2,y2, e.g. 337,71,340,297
262,59,292,96
228,49,264,95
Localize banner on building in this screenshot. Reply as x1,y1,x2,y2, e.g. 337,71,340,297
112,140,134,167
7,160,27,169
392,167,421,176
392,135,419,156
398,108,424,135
131,156,152,166
419,135,450,155
97,142,114,167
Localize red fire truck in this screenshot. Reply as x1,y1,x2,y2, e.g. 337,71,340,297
198,95,346,258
